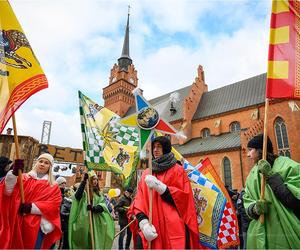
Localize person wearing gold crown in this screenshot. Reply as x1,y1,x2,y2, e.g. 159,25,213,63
0,153,62,249
68,170,115,249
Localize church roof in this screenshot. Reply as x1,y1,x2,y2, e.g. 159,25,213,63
124,85,191,122
125,73,266,123
150,85,191,122
193,73,266,120
173,132,241,156
118,12,132,71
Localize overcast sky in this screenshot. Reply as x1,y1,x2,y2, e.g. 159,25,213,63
5,0,272,149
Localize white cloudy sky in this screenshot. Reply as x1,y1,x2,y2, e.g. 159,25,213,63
4,0,272,148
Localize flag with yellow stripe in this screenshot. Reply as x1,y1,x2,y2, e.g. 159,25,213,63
266,0,300,98
0,0,48,133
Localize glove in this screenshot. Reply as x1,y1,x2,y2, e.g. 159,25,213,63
87,204,104,213
145,175,167,195
12,159,24,176
258,159,274,178
19,203,32,214
253,199,268,215
139,219,158,241
83,173,89,181
92,204,104,213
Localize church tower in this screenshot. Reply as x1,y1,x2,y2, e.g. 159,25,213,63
102,11,138,117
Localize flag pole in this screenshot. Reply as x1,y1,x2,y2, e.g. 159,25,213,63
85,168,95,250
12,114,25,203
148,144,153,250
260,98,269,224
114,218,137,238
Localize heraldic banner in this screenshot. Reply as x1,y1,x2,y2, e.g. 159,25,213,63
78,91,139,185
0,0,48,133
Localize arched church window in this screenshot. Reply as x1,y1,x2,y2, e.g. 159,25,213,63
223,157,232,188
201,128,210,138
274,117,291,157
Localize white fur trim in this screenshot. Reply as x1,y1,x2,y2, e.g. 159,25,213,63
28,171,49,180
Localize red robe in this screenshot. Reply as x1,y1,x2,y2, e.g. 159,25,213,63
133,163,200,249
0,174,62,249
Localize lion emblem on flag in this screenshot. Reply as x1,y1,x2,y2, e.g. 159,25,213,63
193,187,208,226
0,29,35,76
112,147,130,170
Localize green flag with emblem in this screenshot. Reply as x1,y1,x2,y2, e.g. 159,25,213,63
78,91,139,185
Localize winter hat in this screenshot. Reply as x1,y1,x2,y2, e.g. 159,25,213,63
0,156,12,169
151,136,172,156
247,134,273,153
0,156,12,177
56,176,67,185
38,153,54,166
126,187,134,193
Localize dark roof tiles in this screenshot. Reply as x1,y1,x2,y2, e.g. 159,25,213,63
173,132,241,155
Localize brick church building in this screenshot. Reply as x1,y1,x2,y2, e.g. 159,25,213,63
102,14,300,191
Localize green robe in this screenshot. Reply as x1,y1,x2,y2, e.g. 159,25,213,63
68,191,115,249
244,156,300,249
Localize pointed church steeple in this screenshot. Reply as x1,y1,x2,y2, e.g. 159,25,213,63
103,6,138,117
118,7,132,71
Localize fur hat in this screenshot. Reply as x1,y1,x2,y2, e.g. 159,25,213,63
151,136,172,156
38,153,54,166
247,134,273,153
56,176,67,185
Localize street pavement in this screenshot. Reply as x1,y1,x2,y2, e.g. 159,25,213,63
112,220,133,250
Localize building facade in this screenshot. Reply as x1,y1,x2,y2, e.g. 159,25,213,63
103,15,300,191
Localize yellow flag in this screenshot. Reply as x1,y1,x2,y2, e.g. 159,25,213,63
0,0,48,133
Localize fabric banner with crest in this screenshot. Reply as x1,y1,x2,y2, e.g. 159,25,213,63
0,0,48,133
78,91,139,186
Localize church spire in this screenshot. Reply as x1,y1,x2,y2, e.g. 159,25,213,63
118,6,132,71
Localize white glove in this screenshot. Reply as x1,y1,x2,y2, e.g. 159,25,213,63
139,219,158,241
145,175,167,194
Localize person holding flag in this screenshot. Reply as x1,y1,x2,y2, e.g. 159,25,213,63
131,136,200,249
0,153,62,249
243,134,300,249
68,170,115,249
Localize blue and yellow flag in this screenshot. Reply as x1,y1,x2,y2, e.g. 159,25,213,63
78,91,139,185
197,158,240,248
183,159,226,249
0,1,48,133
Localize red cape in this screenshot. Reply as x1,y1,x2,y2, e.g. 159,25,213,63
0,174,62,249
133,163,200,249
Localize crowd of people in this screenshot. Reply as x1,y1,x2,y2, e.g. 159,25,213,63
0,134,299,249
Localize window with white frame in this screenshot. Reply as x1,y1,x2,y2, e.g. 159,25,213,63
223,157,232,188
274,117,291,157
230,121,241,132
201,128,210,138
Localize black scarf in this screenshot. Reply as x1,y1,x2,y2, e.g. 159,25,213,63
152,152,177,173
